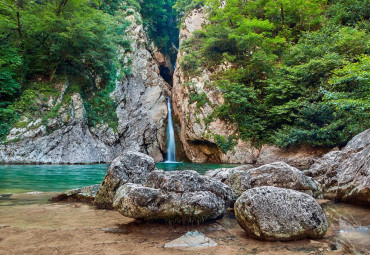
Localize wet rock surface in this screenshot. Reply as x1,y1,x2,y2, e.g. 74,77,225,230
50,184,100,203
164,231,217,250
226,162,318,197
234,186,328,241
113,170,232,224
94,150,156,209
305,129,370,205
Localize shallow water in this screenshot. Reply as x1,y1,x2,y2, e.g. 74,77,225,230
156,162,239,174
0,164,108,194
0,163,237,195
0,164,369,254
0,195,368,254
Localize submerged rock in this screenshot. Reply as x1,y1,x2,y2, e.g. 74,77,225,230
226,162,317,197
94,150,156,209
113,170,232,224
164,231,217,250
50,184,100,203
335,226,370,254
235,186,328,241
305,129,370,205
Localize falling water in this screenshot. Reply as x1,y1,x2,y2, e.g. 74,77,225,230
165,98,176,162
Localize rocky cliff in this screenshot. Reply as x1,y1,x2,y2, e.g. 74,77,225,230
0,11,170,164
172,8,330,166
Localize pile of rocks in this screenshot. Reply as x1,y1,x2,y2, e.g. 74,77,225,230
50,129,369,242
305,129,370,205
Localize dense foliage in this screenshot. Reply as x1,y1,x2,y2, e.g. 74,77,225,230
0,0,128,139
180,0,369,148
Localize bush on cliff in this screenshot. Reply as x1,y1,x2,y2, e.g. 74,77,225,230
179,0,370,148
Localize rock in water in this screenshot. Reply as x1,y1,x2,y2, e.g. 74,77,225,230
113,170,232,224
226,162,317,197
204,165,254,183
164,231,217,250
305,129,370,205
94,150,156,209
50,184,100,203
235,186,328,241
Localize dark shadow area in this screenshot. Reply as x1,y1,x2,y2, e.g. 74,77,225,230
160,66,173,86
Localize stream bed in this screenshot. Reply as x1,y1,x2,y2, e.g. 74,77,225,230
0,164,369,254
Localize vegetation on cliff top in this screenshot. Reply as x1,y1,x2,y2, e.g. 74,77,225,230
180,0,369,149
0,0,179,140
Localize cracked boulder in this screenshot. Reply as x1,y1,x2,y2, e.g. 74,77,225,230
113,170,232,224
94,150,156,209
235,186,328,241
204,165,254,183
225,162,317,198
305,129,370,205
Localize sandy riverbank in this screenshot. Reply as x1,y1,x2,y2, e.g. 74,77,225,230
0,193,369,255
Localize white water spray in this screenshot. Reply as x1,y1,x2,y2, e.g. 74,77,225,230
165,98,176,162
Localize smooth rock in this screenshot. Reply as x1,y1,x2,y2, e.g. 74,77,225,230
113,170,232,224
50,184,100,203
305,129,370,205
164,231,217,250
226,162,317,197
235,186,328,241
94,150,156,209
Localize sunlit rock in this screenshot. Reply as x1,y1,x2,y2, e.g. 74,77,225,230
235,186,328,241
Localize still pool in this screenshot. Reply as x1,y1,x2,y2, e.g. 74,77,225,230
0,163,238,194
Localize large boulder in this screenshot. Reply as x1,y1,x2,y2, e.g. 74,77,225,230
113,170,232,224
305,129,370,205
235,186,328,241
94,150,156,209
204,165,254,183
226,162,317,197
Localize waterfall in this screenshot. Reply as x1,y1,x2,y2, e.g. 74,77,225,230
165,98,176,162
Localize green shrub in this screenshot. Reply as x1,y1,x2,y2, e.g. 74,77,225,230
189,91,208,108
214,134,236,153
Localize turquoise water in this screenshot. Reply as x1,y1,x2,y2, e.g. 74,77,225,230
156,162,239,174
0,163,237,194
0,164,108,194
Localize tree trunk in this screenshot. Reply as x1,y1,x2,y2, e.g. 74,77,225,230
280,4,286,29
16,0,22,38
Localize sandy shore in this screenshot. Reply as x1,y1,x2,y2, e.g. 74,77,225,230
0,194,369,255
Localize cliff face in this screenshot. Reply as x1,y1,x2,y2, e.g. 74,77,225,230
0,12,170,164
172,8,330,166
173,8,255,164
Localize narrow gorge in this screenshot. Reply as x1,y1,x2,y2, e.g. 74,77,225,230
0,6,338,166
